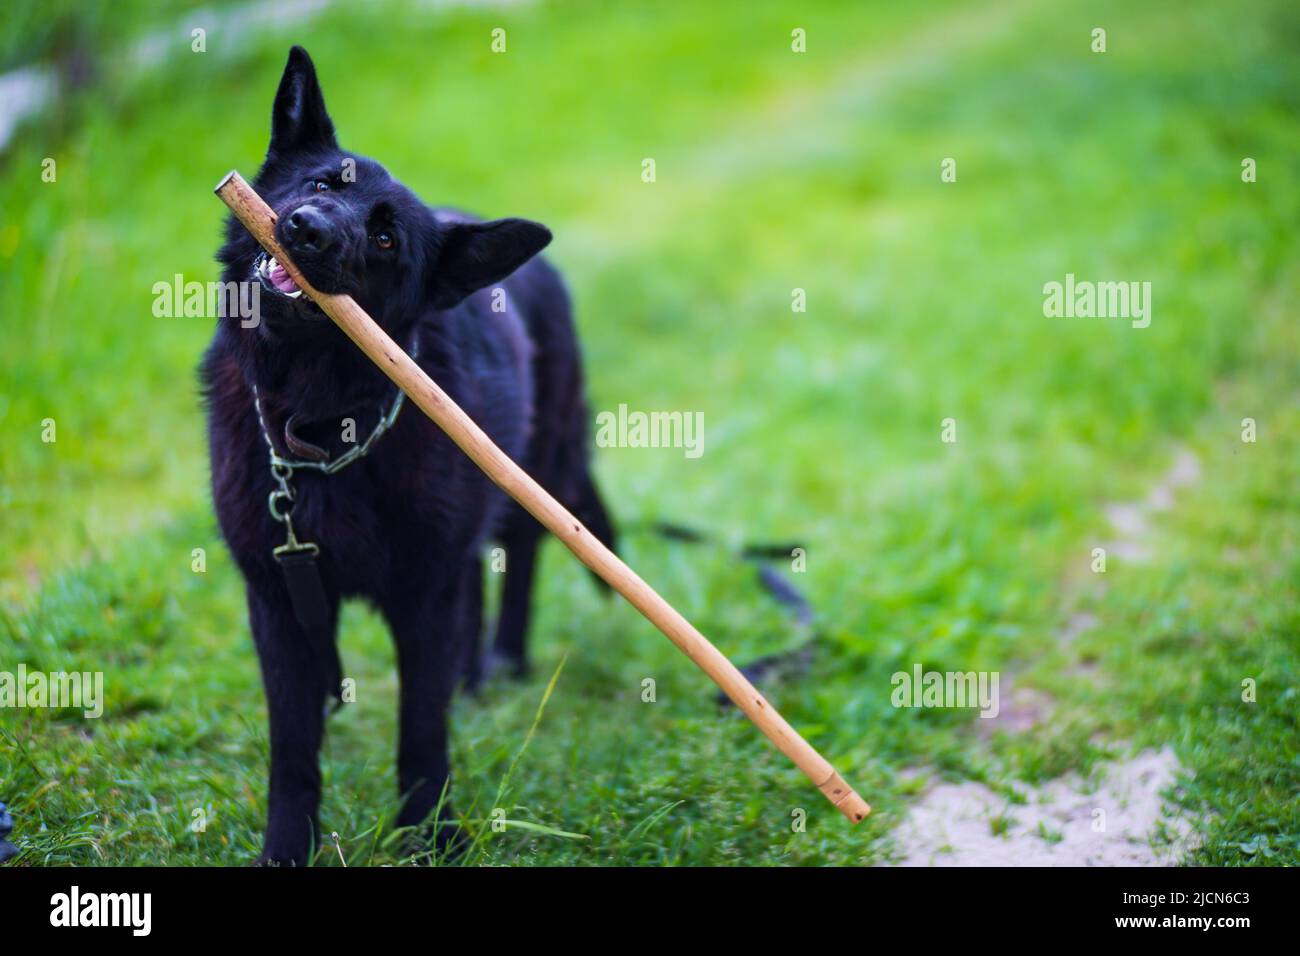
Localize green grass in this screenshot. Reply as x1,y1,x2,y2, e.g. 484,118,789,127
1,0,1297,865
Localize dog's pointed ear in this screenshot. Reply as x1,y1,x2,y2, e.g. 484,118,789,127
430,218,552,309
269,46,337,155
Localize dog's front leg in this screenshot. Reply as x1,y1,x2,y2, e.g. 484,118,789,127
247,579,337,865
386,564,475,856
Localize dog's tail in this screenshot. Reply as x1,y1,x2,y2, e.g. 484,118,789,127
573,471,618,593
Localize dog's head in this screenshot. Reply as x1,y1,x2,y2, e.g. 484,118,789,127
222,46,551,338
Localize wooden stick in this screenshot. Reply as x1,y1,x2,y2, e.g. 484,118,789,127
215,170,869,824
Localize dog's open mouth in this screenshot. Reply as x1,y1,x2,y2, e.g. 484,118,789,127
255,251,303,298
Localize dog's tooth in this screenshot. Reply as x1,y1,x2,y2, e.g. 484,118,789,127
287,289,302,299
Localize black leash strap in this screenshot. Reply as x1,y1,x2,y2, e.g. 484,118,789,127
631,519,821,706
636,520,814,619
274,540,342,705
266,470,342,705
275,545,329,633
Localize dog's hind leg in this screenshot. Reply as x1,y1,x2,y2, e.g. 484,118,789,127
247,578,339,866
489,527,542,677
484,468,614,678
459,556,488,692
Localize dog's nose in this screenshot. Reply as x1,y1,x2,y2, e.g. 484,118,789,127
282,205,336,253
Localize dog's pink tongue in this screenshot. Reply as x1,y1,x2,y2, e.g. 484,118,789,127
269,262,300,294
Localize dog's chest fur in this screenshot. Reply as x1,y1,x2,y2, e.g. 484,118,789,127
204,287,533,602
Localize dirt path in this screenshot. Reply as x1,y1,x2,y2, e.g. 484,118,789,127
892,450,1204,865
892,748,1196,866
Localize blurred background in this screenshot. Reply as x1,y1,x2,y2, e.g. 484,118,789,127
0,0,1296,866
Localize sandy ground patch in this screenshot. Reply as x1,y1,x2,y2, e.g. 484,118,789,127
1101,449,1202,565
891,748,1196,866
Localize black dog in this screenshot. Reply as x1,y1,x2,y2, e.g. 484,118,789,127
201,46,615,865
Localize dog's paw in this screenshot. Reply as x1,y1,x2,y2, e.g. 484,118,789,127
395,814,469,865
252,839,314,867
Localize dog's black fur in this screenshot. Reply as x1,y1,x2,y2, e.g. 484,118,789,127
201,46,615,865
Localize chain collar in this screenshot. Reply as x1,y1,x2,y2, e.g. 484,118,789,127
252,379,407,476
252,337,418,555
251,338,418,476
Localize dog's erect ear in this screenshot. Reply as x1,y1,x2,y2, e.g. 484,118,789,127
269,46,337,155
431,218,552,309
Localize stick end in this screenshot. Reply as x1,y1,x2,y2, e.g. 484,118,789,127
820,771,871,824
213,169,239,196
836,790,871,824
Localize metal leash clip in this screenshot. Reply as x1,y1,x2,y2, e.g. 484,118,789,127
267,460,319,557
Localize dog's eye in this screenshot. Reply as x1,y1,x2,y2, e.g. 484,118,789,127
373,231,395,250
311,179,330,193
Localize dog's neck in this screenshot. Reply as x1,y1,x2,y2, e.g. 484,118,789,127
236,323,416,459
